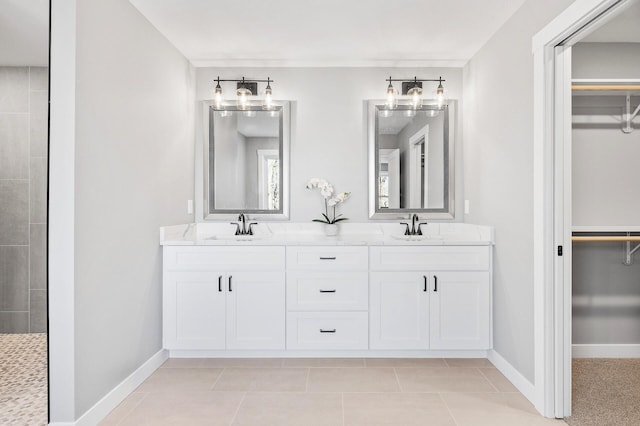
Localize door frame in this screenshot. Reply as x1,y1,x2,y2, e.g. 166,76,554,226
532,0,633,418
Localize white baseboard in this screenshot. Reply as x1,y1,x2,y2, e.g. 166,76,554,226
488,349,536,403
168,349,490,358
57,349,168,426
572,344,640,358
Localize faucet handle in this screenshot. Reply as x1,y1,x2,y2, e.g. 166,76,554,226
400,223,410,235
247,223,258,236
417,222,428,236
230,222,241,235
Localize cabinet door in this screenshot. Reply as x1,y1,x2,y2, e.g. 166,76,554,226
226,271,286,350
429,271,491,350
370,272,429,350
164,271,226,350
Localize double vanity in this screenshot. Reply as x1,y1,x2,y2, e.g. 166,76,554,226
160,222,493,357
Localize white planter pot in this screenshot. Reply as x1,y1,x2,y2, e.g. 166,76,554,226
325,224,339,236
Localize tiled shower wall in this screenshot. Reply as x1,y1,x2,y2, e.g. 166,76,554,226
0,67,48,333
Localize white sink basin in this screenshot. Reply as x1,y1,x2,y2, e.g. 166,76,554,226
206,235,270,241
390,234,444,241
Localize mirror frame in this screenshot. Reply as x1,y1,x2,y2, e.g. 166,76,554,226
367,100,456,220
199,101,290,221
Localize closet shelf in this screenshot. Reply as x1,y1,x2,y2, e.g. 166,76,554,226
572,79,640,133
572,231,640,265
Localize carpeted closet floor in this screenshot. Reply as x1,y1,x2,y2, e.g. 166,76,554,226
0,334,48,426
565,358,640,426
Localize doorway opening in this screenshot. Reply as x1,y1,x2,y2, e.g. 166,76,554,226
533,0,640,420
0,1,50,425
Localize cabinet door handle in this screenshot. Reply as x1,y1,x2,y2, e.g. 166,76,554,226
423,275,427,292
218,275,222,292
228,275,232,292
319,289,336,293
434,275,438,292
319,329,336,333
319,256,336,260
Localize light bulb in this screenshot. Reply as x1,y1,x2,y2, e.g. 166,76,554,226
262,85,273,110
407,85,422,109
385,82,398,109
214,84,223,109
436,78,445,107
236,86,251,110
213,77,224,109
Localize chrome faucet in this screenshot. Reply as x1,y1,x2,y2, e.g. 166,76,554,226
400,214,428,235
231,213,257,235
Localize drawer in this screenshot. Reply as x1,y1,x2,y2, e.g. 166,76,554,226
286,246,368,270
369,246,490,271
286,312,368,350
287,271,368,311
163,246,285,271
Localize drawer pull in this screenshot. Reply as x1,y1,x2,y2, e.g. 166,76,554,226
319,289,337,293
218,275,222,292
434,275,438,292
319,256,337,260
423,275,427,292
320,329,337,333
228,275,233,292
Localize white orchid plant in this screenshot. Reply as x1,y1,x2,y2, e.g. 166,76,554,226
306,178,351,224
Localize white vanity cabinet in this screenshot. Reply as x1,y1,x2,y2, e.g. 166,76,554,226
163,246,285,350
285,246,369,350
369,246,492,351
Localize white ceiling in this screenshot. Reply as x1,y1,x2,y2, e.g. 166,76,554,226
0,0,49,66
129,0,527,67
581,1,640,42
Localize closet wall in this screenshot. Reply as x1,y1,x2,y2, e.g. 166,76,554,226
572,42,640,348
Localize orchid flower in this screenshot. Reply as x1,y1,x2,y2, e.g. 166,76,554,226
306,179,350,224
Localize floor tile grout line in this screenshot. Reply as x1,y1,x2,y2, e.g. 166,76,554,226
114,392,149,426
305,367,310,393
228,391,246,426
438,392,460,426
210,367,225,390
477,367,500,392
341,392,345,426
392,367,404,393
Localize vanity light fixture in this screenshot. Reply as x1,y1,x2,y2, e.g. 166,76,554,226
212,76,276,111
384,76,446,109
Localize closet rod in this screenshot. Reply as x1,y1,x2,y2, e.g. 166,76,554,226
572,236,640,242
572,85,640,91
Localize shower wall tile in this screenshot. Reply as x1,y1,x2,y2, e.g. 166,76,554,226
0,312,29,333
0,246,29,311
0,114,29,179
30,157,48,224
30,290,47,333
29,90,49,157
30,224,47,290
0,180,29,245
0,67,29,113
29,67,49,91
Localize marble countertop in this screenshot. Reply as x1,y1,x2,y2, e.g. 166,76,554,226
160,222,494,246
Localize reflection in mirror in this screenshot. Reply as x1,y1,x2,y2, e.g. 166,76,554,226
205,103,290,219
369,102,454,219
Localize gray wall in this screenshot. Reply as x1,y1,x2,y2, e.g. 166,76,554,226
571,42,640,345
196,67,464,222
0,66,48,333
463,0,576,382
73,0,194,417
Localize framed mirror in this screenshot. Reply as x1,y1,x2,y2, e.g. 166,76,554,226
202,102,290,220
368,101,455,219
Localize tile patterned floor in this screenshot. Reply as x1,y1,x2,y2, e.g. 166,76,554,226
0,333,48,426
101,358,568,426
